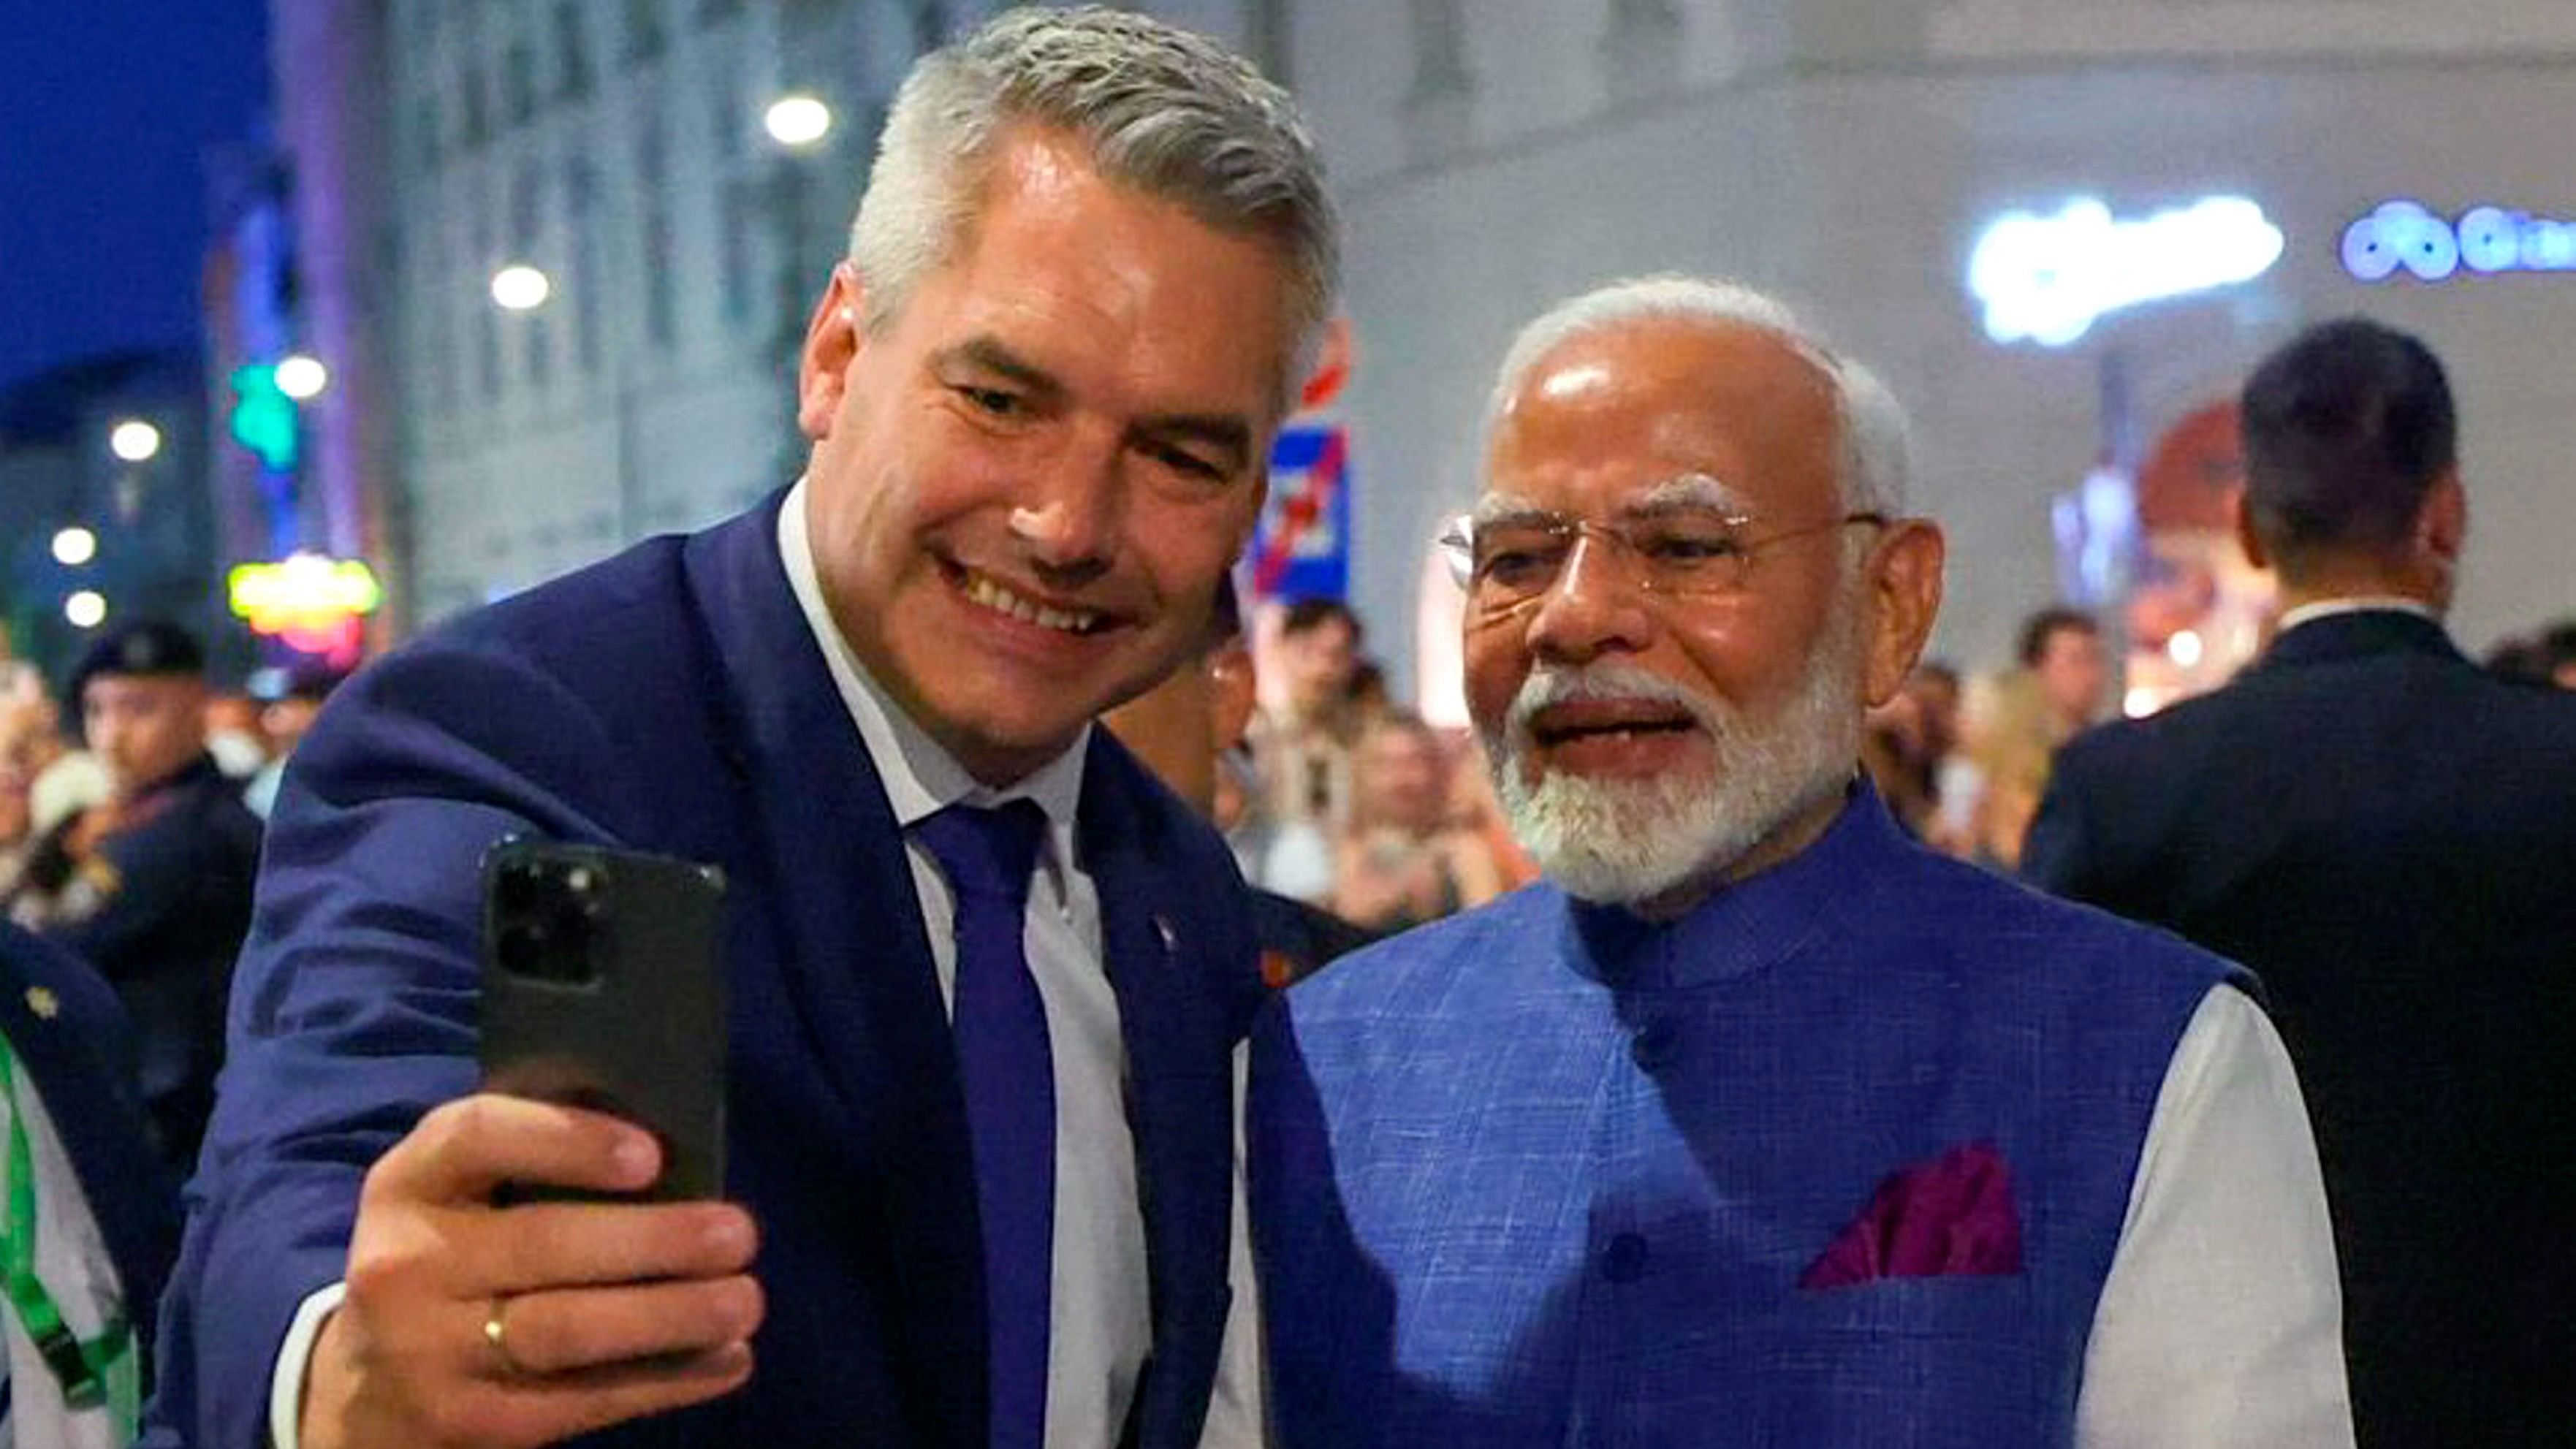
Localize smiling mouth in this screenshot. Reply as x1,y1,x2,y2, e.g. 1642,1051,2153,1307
945,560,1109,636
1529,707,1698,750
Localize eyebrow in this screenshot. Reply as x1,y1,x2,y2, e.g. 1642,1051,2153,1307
938,335,1255,476
937,336,1065,403
1467,474,1750,532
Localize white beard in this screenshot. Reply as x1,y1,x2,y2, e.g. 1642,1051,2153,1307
1480,607,1864,908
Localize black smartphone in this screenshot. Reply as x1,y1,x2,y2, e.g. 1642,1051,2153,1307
479,838,728,1202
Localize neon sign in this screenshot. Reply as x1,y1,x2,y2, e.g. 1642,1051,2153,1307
229,553,382,657
2342,199,2576,283
1968,196,2285,347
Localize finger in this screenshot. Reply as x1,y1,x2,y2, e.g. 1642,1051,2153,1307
501,1342,756,1448
481,1274,764,1379
470,1201,759,1298
368,1094,661,1207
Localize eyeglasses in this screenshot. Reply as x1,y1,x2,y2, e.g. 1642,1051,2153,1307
1437,505,1888,622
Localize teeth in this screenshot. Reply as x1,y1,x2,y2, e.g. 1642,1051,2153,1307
964,571,1099,635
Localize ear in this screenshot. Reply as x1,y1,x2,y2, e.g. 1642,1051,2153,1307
2230,486,2271,573
2417,469,2466,566
1209,638,1258,753
1861,520,1946,709
797,265,867,441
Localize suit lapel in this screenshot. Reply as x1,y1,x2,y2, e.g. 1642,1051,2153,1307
681,494,987,1442
1079,743,1236,1443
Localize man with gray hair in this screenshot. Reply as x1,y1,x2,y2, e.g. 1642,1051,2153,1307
1249,275,2352,1445
148,9,1330,1447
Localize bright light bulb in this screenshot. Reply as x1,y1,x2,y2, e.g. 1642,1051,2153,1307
764,94,834,148
51,528,96,566
276,354,330,400
109,419,162,462
64,591,107,629
490,265,553,311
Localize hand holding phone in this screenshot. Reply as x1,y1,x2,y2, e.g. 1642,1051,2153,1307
479,840,728,1201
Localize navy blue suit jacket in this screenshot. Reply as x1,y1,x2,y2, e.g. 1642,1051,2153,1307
143,492,1266,1448
2026,609,2576,1445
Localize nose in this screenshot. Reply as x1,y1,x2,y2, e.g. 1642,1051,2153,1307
1008,435,1122,582
1519,530,1654,666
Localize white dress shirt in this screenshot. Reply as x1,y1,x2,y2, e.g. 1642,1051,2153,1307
2077,986,2354,1446
270,482,1265,1447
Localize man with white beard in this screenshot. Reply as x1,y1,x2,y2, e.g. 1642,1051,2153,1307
1246,275,2354,1448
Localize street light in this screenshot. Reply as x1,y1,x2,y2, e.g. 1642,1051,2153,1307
50,527,96,566
64,591,106,629
763,94,834,149
276,352,331,400
109,419,162,463
490,264,553,311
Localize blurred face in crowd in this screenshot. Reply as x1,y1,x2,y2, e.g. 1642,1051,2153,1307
2032,623,2107,729
85,673,208,799
1278,615,1358,718
797,128,1292,785
262,694,327,758
1352,719,1451,836
1465,318,1942,913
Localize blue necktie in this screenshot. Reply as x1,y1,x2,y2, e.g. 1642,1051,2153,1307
916,801,1054,1449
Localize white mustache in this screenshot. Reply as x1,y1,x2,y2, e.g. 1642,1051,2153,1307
1505,662,1724,746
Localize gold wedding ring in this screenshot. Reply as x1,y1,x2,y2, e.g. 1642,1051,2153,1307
483,1296,533,1377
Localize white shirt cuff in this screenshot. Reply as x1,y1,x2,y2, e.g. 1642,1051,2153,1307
270,1281,348,1449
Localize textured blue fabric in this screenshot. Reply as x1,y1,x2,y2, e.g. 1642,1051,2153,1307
1251,788,2241,1448
916,802,1055,1449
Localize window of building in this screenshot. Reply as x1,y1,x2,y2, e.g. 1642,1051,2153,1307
514,166,552,389
556,3,592,100
566,159,603,375
637,120,677,349
411,95,443,173
460,62,489,150
505,39,536,126
625,0,666,60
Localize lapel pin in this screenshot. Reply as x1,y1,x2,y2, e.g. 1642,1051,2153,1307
25,986,58,1021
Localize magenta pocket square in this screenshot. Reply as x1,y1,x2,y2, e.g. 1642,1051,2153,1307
1798,1140,2025,1290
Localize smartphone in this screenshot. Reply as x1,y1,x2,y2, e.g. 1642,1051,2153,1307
479,838,728,1202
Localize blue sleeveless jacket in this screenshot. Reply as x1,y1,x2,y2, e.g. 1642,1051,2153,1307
1251,788,2238,1447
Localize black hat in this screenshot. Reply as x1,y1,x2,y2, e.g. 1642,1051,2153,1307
70,620,207,701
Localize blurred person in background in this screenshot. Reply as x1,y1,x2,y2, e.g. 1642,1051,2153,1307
8,621,262,1176
200,693,267,782
1929,614,2102,870
1252,597,1365,830
1326,713,1507,935
1253,274,2347,1447
240,664,346,821
0,918,184,1448
1860,659,1959,837
2026,317,2576,1446
1106,579,1375,987
2020,606,2108,739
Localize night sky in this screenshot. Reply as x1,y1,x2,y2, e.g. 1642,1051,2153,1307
0,0,273,395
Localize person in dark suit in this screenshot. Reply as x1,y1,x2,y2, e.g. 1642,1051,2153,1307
2025,316,2576,1447
10,620,262,1177
141,9,1337,1448
0,919,181,1448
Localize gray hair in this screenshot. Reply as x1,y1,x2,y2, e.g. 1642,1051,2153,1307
850,6,1340,391
1483,274,1911,517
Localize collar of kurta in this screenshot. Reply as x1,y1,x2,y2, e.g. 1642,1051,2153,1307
1557,778,1894,992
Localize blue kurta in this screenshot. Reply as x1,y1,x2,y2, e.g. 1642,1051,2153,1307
1250,788,2238,1447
